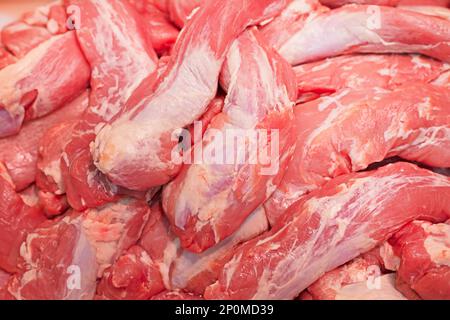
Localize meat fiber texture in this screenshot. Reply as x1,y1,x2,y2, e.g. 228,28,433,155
0,0,450,301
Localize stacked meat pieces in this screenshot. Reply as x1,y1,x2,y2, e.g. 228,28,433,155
0,0,449,300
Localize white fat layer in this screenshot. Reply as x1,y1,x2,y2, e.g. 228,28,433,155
423,222,450,267
335,274,407,300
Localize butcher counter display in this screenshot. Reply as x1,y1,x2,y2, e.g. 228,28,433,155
0,0,449,301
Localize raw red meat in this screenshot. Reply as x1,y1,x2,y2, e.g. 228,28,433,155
8,198,150,300
0,163,46,273
162,28,296,253
270,4,450,64
321,0,401,7
151,290,203,300
0,32,90,138
96,245,165,300
0,92,88,192
62,0,159,211
386,220,450,299
294,54,449,102
92,0,289,191
266,82,450,225
305,248,406,300
205,163,450,300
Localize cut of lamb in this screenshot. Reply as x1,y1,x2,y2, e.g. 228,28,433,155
7,198,150,300
0,32,90,138
0,92,88,192
61,0,159,211
384,220,450,299
162,28,296,253
205,163,450,300
265,82,450,225
92,0,289,191
268,4,450,64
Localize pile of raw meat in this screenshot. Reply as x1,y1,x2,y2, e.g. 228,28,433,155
0,0,449,300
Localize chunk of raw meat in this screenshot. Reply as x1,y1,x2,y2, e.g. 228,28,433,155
162,28,296,252
93,0,289,191
1,2,68,58
294,54,449,102
131,1,180,55
306,249,406,300
0,32,90,138
62,0,159,210
0,163,46,273
265,83,450,225
0,92,88,191
205,163,450,300
37,190,69,218
96,245,165,300
1,23,51,58
170,206,269,294
386,220,450,299
167,0,202,28
37,120,79,195
137,202,268,294
8,198,150,300
272,4,450,64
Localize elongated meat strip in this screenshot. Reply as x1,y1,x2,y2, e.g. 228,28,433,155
0,93,88,192
320,0,401,7
385,220,450,299
8,198,150,300
62,0,159,211
273,4,450,64
205,163,450,300
0,164,46,273
294,54,449,101
167,0,202,28
266,83,450,225
0,32,90,138
93,0,289,191
162,29,296,252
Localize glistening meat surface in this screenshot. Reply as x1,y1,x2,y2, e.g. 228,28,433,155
206,163,450,300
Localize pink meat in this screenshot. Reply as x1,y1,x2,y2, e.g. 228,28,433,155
266,83,450,225
0,92,88,192
0,32,91,138
271,4,450,65
151,290,203,300
0,269,13,300
8,198,150,300
205,163,450,300
167,0,202,28
36,120,79,195
386,220,450,299
162,29,296,253
0,46,16,70
96,245,165,300
61,0,159,211
306,249,407,300
1,23,51,58
37,190,70,218
132,2,180,55
93,0,289,191
294,54,449,102
0,163,46,273
399,5,450,20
